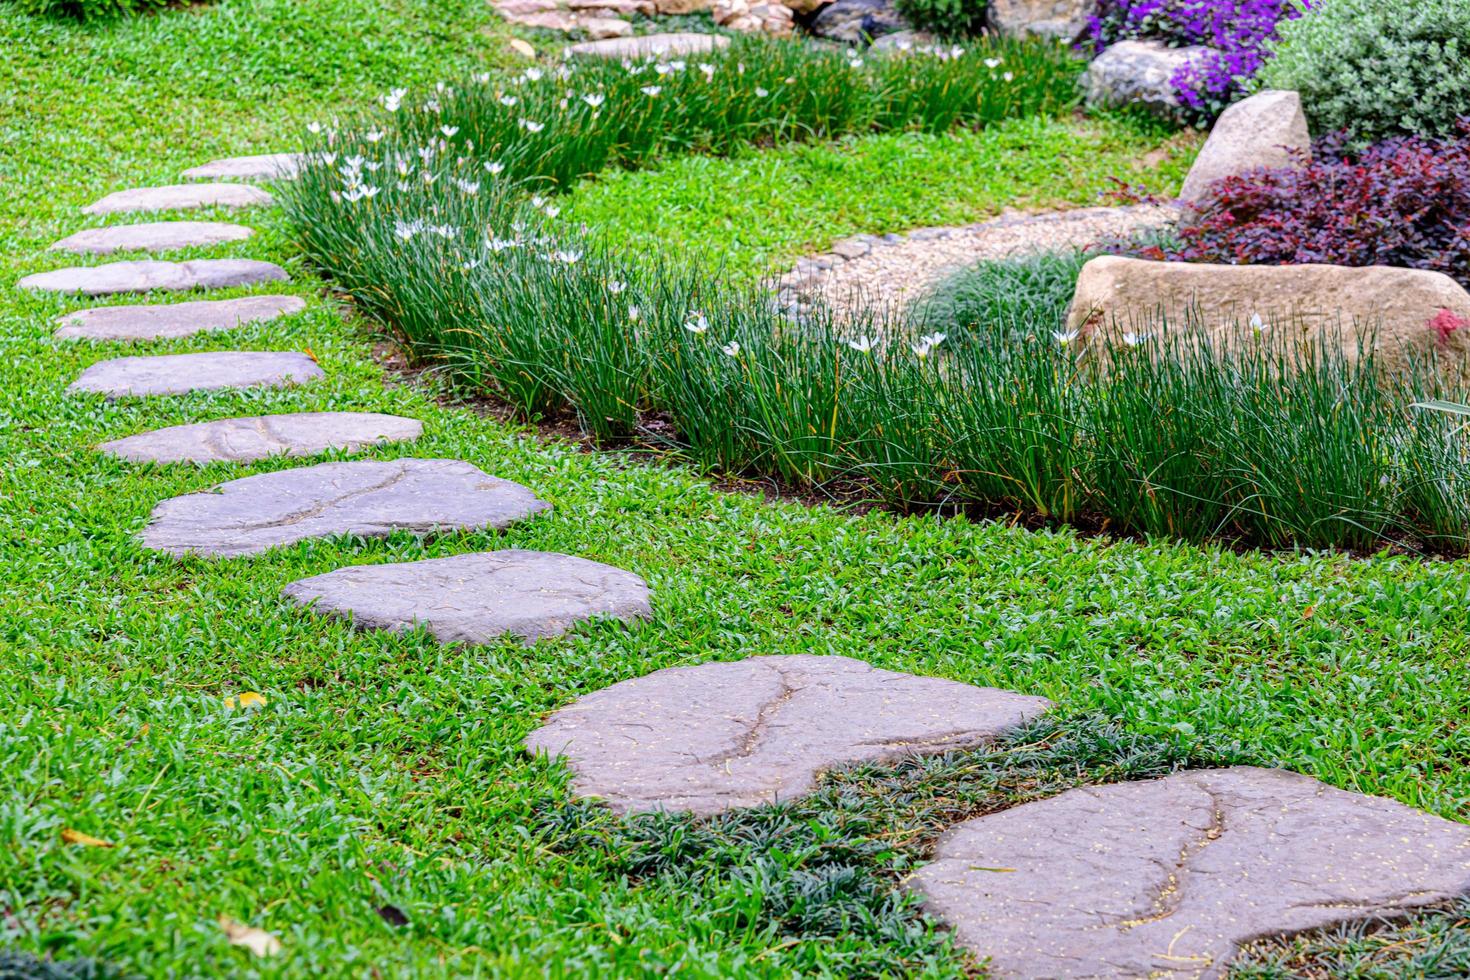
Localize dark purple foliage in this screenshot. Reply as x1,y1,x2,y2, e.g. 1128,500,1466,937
1087,0,1311,119
1139,122,1470,289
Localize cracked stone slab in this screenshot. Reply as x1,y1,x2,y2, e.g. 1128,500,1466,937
19,259,287,297
911,767,1470,979
182,153,303,181
524,654,1052,815
69,351,323,398
50,221,255,256
82,183,273,215
99,412,422,463
142,459,550,557
54,295,306,341
282,550,650,645
564,32,729,58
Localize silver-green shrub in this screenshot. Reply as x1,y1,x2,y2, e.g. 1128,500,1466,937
1257,0,1470,143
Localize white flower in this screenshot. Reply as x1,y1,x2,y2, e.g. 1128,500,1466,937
382,88,407,111
396,157,412,176
911,332,947,357
341,184,379,202
684,311,710,334
582,92,605,108
848,57,863,68
307,121,322,134
699,62,715,79
655,62,672,76
1122,331,1149,347
542,205,560,218
1054,330,1079,346
430,224,457,238
552,249,582,264
628,305,641,321
395,180,410,192
520,119,545,132
394,219,424,240
424,98,440,113
440,124,459,138
421,171,438,185
754,87,769,98
721,340,741,357
487,236,520,251
345,154,364,169
1249,312,1266,333
319,151,338,166
485,161,506,175
608,280,626,294
1002,72,1014,82
499,94,519,106
847,334,878,353
984,57,1001,69
417,145,436,163
949,45,965,58
473,72,491,84
641,85,662,96
462,258,482,271
531,195,546,208
366,129,385,142
524,67,544,81
670,60,685,71
455,178,481,195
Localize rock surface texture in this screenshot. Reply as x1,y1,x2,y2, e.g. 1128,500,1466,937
82,183,273,215
1178,89,1311,205
564,32,729,58
282,550,651,645
988,0,1090,41
49,221,254,256
68,351,323,398
99,412,422,464
713,0,794,35
19,259,287,296
1082,40,1212,119
1065,256,1470,376
809,0,905,42
912,767,1470,979
54,295,306,342
142,459,549,557
525,654,1051,815
181,153,303,181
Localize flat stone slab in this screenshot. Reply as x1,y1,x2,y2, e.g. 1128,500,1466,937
55,295,306,341
19,259,287,297
69,351,323,398
99,412,422,463
911,767,1470,979
282,550,650,645
82,183,273,215
564,31,729,58
182,153,303,181
525,654,1052,815
49,221,255,256
142,459,550,557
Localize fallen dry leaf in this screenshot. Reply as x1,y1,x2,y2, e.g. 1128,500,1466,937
509,38,535,59
219,915,283,957
61,828,113,848
224,691,267,710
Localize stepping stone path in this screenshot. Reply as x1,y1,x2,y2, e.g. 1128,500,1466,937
565,32,730,58
525,654,1051,815
911,767,1470,979
82,183,272,215
69,351,323,398
55,295,306,342
99,412,423,464
142,459,549,557
282,550,650,645
182,153,303,181
50,221,254,256
19,258,287,297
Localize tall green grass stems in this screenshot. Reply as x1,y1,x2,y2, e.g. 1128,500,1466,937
284,37,1470,555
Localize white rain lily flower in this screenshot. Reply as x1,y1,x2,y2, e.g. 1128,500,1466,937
346,185,380,202
984,57,1001,69
500,94,519,106
455,178,481,195
422,171,439,185
737,61,746,74
485,161,506,175
655,62,672,75
608,280,626,294
949,45,965,58
754,86,769,98
487,236,520,251
559,98,569,110
463,258,482,271
512,219,528,232
543,205,561,218
629,305,641,321
394,219,424,240
582,92,605,108
395,180,411,192
848,57,863,68
1249,312,1266,333
912,332,947,357
525,67,544,81
721,340,741,357
1003,71,1014,82
307,121,323,134
417,145,436,163
531,195,546,208
671,60,686,71
366,129,385,142
345,154,364,168
1122,331,1150,347
430,224,457,238
440,125,459,138
699,62,715,79
396,158,412,176
474,72,492,84
364,160,382,172
641,85,662,96
553,249,582,264
847,335,878,353
520,119,545,132
383,88,407,111
424,98,440,113
1054,330,1079,346
329,190,341,203
684,311,710,334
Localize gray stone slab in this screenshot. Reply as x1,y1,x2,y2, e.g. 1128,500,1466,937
282,550,650,645
182,153,303,181
565,31,729,58
69,351,323,398
911,767,1470,979
49,221,255,256
525,654,1051,815
99,412,422,463
19,259,287,297
55,295,306,341
141,459,549,557
82,183,273,215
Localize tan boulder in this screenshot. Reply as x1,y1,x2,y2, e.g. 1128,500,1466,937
583,15,634,36
1179,90,1310,205
567,0,656,14
1065,256,1470,374
652,0,712,11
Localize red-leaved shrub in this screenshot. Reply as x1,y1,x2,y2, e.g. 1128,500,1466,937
1139,121,1470,288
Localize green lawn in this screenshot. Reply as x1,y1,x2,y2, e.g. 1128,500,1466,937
3,2,1469,977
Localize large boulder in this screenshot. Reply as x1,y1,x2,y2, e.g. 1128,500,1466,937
713,0,794,34
988,0,1092,42
1179,89,1310,205
1082,39,1212,120
809,0,906,43
1065,256,1470,375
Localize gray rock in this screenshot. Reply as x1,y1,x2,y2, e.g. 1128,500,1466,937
49,221,255,256
1179,89,1311,205
809,0,906,43
19,259,287,297
69,351,323,398
829,238,871,260
142,459,549,557
1083,40,1213,120
583,16,634,38
82,183,273,215
99,412,422,464
525,654,1051,815
182,153,303,181
987,0,1091,42
912,767,1470,979
564,32,730,58
283,550,650,645
54,295,307,342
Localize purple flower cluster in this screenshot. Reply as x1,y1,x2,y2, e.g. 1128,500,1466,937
1087,0,1311,119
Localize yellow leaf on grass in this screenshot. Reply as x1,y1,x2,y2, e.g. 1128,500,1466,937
509,38,536,58
219,916,283,957
224,691,267,710
61,828,113,848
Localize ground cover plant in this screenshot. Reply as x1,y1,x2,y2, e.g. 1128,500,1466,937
9,0,1470,975
1258,0,1470,145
